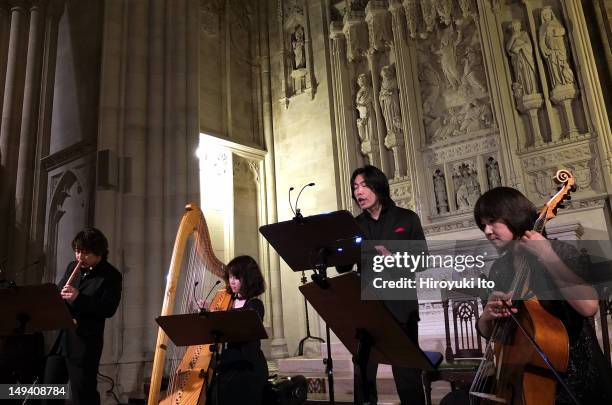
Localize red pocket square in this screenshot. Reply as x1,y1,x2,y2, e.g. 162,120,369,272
394,226,406,233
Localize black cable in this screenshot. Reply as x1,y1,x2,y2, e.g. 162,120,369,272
97,371,122,404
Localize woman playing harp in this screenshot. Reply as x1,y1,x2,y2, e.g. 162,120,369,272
148,204,232,405
208,255,268,405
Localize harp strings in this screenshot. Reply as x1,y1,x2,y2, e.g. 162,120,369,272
164,217,224,401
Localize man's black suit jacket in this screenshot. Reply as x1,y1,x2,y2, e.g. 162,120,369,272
340,203,426,330
54,260,122,366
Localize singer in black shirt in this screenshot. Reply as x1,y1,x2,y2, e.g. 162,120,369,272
339,165,426,405
43,228,122,405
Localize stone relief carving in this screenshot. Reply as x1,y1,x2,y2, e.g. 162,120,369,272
521,141,601,199
426,134,499,165
433,169,449,214
452,162,480,211
355,73,379,164
485,156,502,189
428,99,492,144
461,47,487,97
538,6,575,89
433,25,463,89
417,19,493,145
506,20,538,97
390,179,413,210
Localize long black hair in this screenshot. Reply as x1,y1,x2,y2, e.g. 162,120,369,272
225,255,266,299
474,187,538,237
350,165,392,208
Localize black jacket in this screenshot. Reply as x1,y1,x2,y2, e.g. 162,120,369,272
54,259,122,365
342,203,426,326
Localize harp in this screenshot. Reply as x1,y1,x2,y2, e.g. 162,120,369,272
148,204,231,405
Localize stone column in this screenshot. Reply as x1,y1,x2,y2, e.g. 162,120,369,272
121,0,149,363
330,23,366,209
475,0,522,188
0,2,11,115
0,0,27,266
261,0,288,359
389,0,419,201
14,0,45,275
31,0,62,284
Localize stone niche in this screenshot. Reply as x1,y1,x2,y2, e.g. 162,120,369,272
278,0,316,106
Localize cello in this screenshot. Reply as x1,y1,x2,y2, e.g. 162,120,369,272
469,170,579,405
148,204,231,405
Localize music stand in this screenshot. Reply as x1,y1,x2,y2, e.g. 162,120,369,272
301,272,435,404
260,210,364,403
156,309,268,405
259,210,363,283
0,283,74,336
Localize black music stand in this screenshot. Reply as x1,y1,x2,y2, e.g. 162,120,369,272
259,210,364,286
0,283,74,336
301,272,436,405
259,210,364,404
156,309,268,405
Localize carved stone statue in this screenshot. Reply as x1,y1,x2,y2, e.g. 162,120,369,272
433,170,449,214
456,182,470,210
379,65,402,137
355,73,374,142
458,0,474,19
404,0,420,38
506,20,537,96
454,164,480,210
435,0,453,25
433,25,462,88
538,6,575,88
422,0,437,33
461,47,487,96
486,157,502,189
292,25,306,69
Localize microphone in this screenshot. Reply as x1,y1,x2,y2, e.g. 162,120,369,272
192,281,200,311
294,182,315,220
198,280,222,313
289,187,296,216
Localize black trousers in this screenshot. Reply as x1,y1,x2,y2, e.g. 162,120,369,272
353,323,424,405
42,354,100,405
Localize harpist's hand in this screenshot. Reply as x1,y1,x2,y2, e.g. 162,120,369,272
61,285,79,303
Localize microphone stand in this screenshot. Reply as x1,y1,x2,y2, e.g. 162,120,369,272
297,270,324,356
